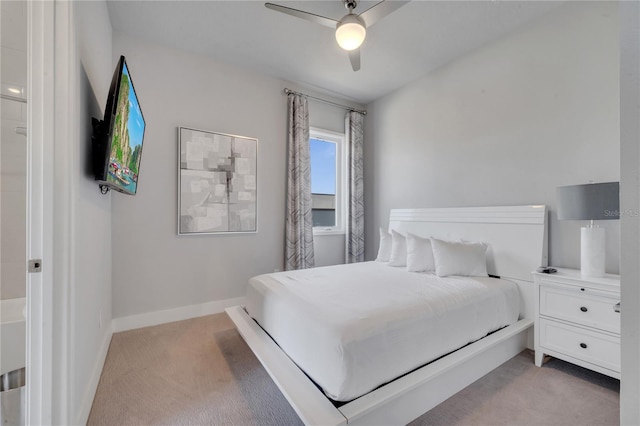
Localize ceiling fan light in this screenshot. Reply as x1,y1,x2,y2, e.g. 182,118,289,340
335,16,366,51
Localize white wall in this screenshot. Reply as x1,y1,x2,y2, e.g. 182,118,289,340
52,1,113,424
620,1,640,423
111,34,361,320
364,2,620,273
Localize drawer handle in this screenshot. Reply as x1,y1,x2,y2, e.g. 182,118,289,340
580,343,588,349
580,306,588,312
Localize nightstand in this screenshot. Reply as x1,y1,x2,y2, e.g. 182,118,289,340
533,268,620,379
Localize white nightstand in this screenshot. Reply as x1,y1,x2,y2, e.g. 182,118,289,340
533,268,620,379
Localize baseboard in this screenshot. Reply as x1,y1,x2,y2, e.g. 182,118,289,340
112,296,246,333
75,325,112,425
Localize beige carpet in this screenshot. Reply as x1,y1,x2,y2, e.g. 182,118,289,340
88,313,619,425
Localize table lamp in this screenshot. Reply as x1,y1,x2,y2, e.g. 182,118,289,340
556,182,619,278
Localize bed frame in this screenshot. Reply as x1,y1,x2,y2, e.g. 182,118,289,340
226,205,548,425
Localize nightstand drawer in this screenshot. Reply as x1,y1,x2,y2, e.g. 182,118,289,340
539,285,619,333
539,318,620,372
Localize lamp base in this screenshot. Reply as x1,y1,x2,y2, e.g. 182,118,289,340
581,227,605,278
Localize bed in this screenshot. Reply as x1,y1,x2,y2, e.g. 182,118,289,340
226,205,548,425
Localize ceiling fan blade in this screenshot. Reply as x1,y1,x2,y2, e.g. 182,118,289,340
358,0,410,28
348,49,361,72
265,3,338,29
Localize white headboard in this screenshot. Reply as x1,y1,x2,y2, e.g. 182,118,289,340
388,205,548,284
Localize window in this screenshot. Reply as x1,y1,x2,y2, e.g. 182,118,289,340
309,128,345,233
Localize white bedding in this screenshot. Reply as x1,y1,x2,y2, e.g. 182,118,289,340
245,261,519,401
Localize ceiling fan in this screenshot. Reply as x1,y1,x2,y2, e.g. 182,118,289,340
265,0,409,71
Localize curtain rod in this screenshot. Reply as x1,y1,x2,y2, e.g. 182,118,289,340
284,88,366,115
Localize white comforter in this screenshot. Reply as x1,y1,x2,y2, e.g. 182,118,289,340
245,261,519,401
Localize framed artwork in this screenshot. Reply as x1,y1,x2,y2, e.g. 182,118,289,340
178,127,258,235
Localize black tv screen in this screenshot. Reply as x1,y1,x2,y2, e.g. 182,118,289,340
93,55,145,195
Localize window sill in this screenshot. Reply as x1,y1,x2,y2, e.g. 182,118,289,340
313,229,346,236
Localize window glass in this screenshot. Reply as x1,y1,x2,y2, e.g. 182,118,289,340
310,137,337,227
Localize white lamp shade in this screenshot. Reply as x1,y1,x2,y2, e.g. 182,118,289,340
335,16,366,51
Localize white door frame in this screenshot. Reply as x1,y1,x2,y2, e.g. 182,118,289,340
26,1,54,424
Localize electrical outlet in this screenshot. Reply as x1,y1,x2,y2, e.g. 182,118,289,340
274,268,281,272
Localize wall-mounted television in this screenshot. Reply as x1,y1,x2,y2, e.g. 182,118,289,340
92,55,145,195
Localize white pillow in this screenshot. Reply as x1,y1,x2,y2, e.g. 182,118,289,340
431,238,489,277
406,233,435,272
388,230,407,267
375,227,392,262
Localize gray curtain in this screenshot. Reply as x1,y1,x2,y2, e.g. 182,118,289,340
285,94,315,270
346,111,365,263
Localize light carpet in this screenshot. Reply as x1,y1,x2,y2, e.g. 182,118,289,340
88,313,619,425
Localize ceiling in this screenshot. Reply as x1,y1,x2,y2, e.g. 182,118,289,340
107,0,562,104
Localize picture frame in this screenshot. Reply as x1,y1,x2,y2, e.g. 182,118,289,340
178,127,258,235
